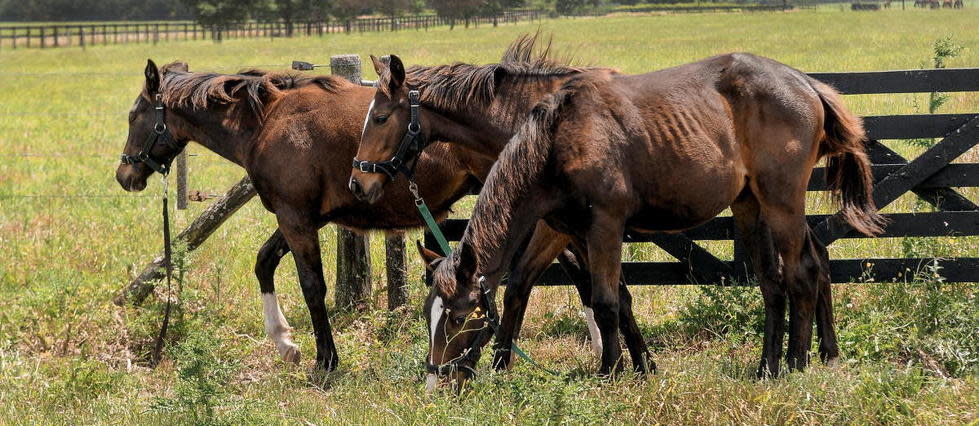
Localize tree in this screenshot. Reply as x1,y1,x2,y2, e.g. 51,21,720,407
331,0,367,33
179,0,263,41
555,0,586,14
428,0,483,29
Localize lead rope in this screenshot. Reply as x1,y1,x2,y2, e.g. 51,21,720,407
408,179,557,376
150,174,174,367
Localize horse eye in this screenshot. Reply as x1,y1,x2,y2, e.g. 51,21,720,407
373,115,388,124
453,315,466,325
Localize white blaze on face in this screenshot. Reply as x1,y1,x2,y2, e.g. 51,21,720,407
429,295,444,363
361,99,375,137
262,293,299,362
426,295,445,392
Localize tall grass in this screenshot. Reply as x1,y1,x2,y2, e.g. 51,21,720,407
1,9,978,423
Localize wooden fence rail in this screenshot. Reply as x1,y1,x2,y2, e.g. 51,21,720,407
0,10,543,50
426,67,979,286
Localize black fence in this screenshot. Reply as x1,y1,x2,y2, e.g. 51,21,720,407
0,10,543,50
427,67,979,285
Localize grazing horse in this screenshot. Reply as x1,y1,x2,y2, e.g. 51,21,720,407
115,60,605,371
352,35,883,382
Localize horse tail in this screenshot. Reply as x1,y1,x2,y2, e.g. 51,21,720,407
811,78,887,236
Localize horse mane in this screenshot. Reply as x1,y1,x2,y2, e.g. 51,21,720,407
158,63,348,124
440,82,583,297
378,33,596,111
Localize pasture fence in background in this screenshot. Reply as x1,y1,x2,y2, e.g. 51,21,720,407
0,10,543,50
426,67,979,286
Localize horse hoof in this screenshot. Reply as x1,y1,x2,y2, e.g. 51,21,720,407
280,344,301,364
824,356,840,368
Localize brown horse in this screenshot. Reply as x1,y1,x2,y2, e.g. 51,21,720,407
115,60,611,371
353,35,883,382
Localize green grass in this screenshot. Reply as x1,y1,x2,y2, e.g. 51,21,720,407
1,9,978,424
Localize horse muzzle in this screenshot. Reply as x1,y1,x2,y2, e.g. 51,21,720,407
116,164,148,192
348,173,385,204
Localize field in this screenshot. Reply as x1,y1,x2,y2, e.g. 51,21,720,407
2,8,978,424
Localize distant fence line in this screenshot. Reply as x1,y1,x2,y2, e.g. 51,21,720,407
0,10,542,50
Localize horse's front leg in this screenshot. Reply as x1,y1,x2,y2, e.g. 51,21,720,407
276,211,339,371
585,211,626,376
493,222,571,370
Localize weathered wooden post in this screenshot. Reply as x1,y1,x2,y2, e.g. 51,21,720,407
331,55,373,310
175,151,188,210
114,177,256,305
385,235,408,309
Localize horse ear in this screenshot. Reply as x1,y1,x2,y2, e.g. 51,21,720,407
415,240,444,271
388,54,406,91
456,241,476,280
370,54,387,76
145,59,161,94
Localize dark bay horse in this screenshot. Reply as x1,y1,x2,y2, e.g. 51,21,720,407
352,36,884,381
115,60,611,371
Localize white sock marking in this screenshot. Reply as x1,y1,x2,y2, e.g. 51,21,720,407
262,293,299,361
584,308,603,357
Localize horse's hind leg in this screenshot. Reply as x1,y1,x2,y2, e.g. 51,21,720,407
760,202,818,372
616,280,655,373
732,193,786,378
556,248,603,358
256,229,300,363
809,228,839,366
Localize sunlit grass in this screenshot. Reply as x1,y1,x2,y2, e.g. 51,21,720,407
1,9,977,423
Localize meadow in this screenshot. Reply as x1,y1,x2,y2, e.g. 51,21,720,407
1,8,978,424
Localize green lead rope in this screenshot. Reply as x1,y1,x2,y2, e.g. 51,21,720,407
409,180,558,376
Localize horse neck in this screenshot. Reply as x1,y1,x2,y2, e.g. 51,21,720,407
424,76,565,160
168,102,256,167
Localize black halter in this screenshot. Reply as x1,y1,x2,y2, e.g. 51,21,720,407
352,89,428,179
425,276,498,379
120,94,180,175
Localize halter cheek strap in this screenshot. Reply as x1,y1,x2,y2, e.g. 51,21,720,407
352,90,428,179
120,95,181,175
425,276,498,380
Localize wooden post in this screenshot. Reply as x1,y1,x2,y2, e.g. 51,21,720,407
330,54,373,310
176,151,188,210
385,234,408,310
114,177,256,305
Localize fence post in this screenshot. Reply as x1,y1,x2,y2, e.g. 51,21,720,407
385,235,408,310
79,25,85,49
176,151,188,210
330,54,373,310
52,26,58,47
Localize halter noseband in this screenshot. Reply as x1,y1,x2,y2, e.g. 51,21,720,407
352,90,428,179
426,276,498,380
120,94,180,175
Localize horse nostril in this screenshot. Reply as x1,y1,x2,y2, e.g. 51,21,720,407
349,177,363,197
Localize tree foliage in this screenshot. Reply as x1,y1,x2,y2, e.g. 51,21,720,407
0,0,190,21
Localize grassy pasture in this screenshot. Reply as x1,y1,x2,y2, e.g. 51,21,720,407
1,9,978,424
